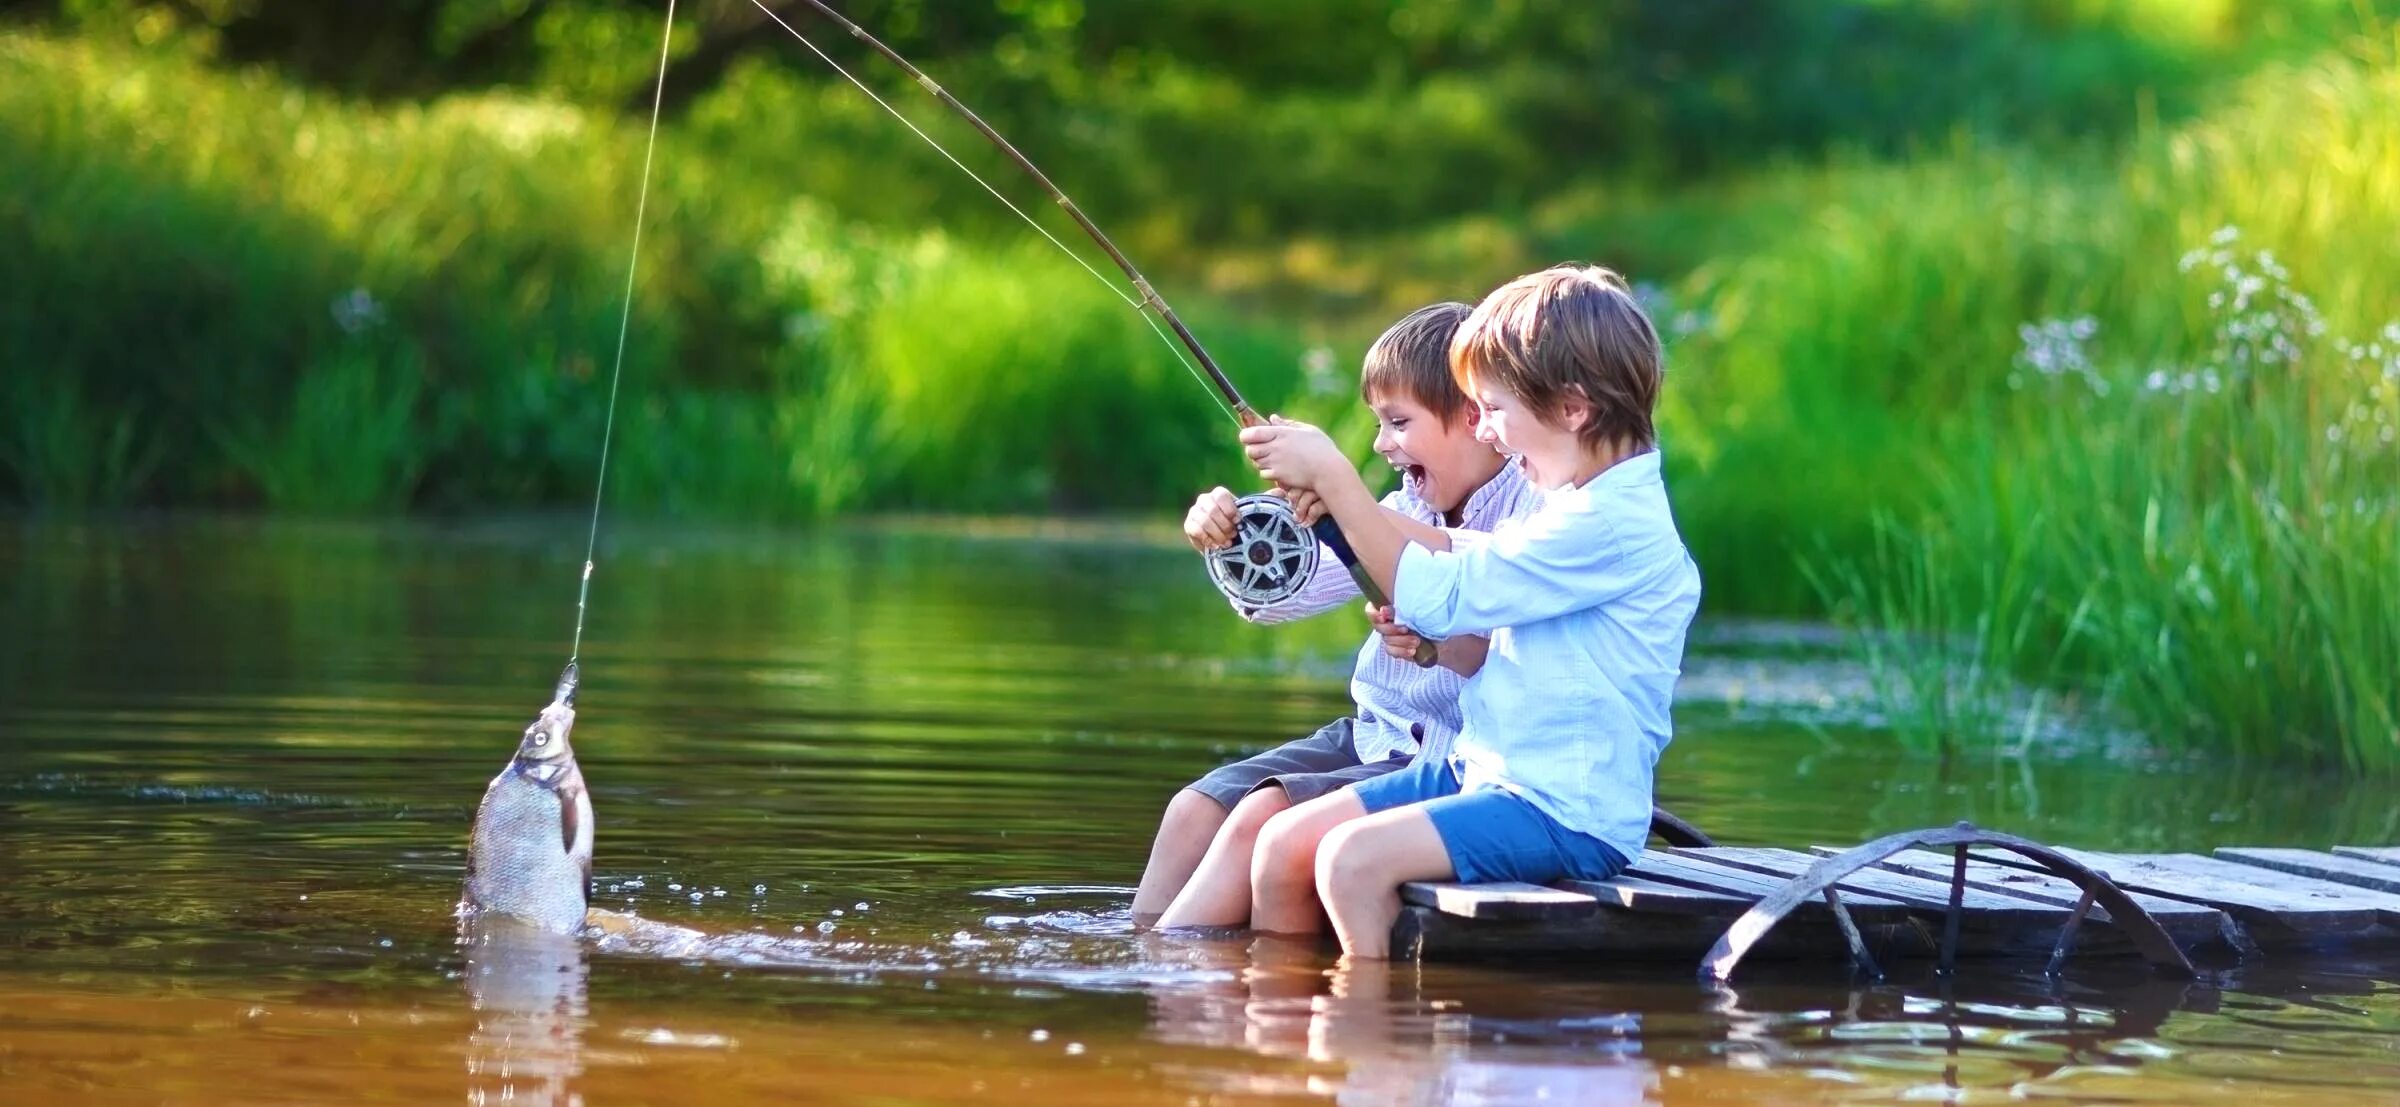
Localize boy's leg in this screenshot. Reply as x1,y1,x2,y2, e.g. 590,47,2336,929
1248,788,1370,937
1251,755,1460,937
1132,789,1233,925
1153,785,1292,929
1133,719,1369,926
1313,806,1456,959
1317,789,1628,959
1156,756,1419,930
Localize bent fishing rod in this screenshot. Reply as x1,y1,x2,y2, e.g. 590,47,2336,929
576,1,1430,668
760,0,1411,627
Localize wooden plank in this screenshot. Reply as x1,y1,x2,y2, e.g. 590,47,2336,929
2024,849,2398,938
1555,874,1753,916
2215,848,2400,896
1400,881,1599,921
1812,846,2229,945
1628,852,1918,924
1678,846,2071,928
2331,845,2400,867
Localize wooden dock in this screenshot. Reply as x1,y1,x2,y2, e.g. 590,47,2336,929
1395,829,2400,976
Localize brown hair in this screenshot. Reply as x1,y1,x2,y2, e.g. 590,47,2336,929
1449,265,1661,450
1359,301,1474,426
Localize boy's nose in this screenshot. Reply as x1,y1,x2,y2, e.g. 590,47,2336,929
1372,426,1396,453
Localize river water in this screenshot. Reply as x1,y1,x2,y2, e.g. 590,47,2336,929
2,515,2395,1105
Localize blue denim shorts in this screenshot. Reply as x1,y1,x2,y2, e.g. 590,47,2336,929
1347,755,1629,885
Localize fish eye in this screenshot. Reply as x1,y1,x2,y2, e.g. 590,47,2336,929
533,731,550,746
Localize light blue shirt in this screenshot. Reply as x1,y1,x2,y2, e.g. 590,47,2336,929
1235,461,1540,763
1391,450,1701,865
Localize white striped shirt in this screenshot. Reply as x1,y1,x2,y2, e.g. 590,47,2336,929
1230,461,1540,763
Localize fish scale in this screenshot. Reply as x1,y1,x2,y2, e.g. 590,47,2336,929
463,665,593,935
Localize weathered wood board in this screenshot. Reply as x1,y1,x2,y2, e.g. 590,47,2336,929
1399,881,1601,921
1554,874,1755,916
1628,851,1918,924
2331,846,2400,867
2215,848,2400,896
2008,849,2400,940
1813,846,2231,946
1395,839,2400,965
1674,846,2071,928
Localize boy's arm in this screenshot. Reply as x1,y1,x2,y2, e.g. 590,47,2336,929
1371,604,1490,676
1315,472,1410,604
1391,507,1667,639
1435,633,1491,677
1380,506,1453,552
1240,418,1420,604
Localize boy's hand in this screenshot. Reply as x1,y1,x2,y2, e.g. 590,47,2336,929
1183,487,1239,551
1367,602,1439,668
1239,416,1350,494
1283,487,1326,527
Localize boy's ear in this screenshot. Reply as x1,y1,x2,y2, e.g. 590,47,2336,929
1559,384,1596,433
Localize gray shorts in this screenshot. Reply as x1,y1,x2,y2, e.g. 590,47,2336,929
1186,718,1412,810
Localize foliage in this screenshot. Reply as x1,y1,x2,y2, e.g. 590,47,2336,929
0,34,1308,515
1812,230,2399,769
14,0,2386,255
5,7,2400,766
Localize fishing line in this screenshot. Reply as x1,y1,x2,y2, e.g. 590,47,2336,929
759,0,1403,620
569,0,678,665
564,2,1370,623
746,0,1237,424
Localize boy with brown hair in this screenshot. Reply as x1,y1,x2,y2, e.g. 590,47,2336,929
1133,301,1541,930
1239,264,1701,958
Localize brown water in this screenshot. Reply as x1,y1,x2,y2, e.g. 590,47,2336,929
2,515,2397,1106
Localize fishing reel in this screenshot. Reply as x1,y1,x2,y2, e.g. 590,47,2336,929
1203,493,1321,610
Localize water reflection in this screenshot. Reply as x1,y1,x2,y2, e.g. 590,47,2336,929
8,516,2400,1105
461,916,588,1107
1147,940,1660,1105
1133,936,2396,1105
1706,967,2204,1099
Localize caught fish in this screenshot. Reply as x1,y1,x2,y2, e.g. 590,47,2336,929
462,663,592,935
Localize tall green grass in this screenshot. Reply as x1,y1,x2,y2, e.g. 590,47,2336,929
1664,37,2400,613
1753,43,2400,767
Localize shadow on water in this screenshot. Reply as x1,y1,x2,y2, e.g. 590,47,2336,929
461,917,588,1107
5,515,2400,1105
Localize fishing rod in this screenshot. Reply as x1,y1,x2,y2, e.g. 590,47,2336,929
759,0,1415,639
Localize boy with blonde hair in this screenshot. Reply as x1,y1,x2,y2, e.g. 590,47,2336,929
1133,302,1540,930
1239,264,1701,958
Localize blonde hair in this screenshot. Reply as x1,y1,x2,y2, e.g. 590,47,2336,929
1359,301,1473,426
1450,265,1661,450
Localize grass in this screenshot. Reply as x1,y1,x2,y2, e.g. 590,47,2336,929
4,23,2399,767
207,337,429,513
1633,33,2400,768
0,34,1316,516
1809,228,2399,770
